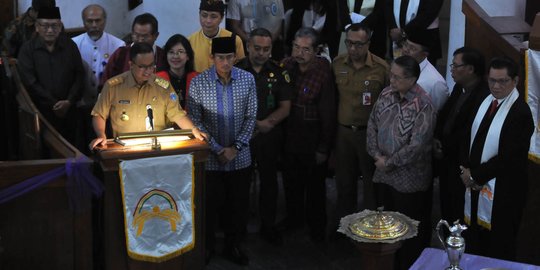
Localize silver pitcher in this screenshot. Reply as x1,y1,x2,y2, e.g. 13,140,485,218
436,219,467,270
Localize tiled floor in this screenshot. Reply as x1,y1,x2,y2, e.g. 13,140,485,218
206,175,444,270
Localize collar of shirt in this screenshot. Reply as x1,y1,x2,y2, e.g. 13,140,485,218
209,65,239,83
237,58,272,74
419,57,429,72
126,71,155,88
202,28,221,40
392,83,420,102
83,32,103,45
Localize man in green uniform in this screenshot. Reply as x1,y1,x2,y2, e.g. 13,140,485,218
90,42,206,149
332,23,389,219
235,28,292,245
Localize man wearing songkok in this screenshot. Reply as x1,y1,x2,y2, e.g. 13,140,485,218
434,47,489,222
17,6,84,146
459,56,533,261
402,29,449,111
2,0,56,57
279,27,337,242
100,13,164,88
189,0,245,72
90,42,206,149
187,36,257,266
235,28,292,246
367,55,436,269
333,23,389,221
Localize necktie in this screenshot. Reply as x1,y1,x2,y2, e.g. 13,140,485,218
399,0,410,28
488,99,498,116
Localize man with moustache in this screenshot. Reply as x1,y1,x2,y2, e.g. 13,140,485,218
2,0,56,57
90,42,205,149
72,4,125,150
332,23,389,219
187,36,257,265
235,28,292,245
73,4,124,90
367,55,435,269
459,57,534,260
434,47,489,222
100,13,164,87
401,30,449,111
17,6,84,146
279,27,336,241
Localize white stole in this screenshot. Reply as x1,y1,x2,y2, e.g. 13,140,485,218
464,88,519,229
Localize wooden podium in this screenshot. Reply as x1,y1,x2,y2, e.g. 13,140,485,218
94,137,209,270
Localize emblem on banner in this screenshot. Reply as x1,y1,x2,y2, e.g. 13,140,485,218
120,154,195,263
132,189,182,236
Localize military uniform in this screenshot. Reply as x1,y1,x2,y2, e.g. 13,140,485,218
235,58,292,232
91,71,186,136
332,51,389,214
2,8,36,57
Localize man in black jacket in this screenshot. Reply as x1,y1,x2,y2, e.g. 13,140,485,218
434,47,489,222
459,56,534,261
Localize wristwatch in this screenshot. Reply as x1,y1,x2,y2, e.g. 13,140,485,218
233,143,242,152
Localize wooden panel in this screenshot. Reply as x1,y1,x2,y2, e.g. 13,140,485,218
0,161,93,270
463,0,528,92
0,0,14,36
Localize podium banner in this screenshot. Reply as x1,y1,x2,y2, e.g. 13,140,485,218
526,49,540,163
119,154,195,262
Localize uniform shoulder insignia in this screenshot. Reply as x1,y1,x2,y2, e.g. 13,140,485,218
154,77,170,89
107,77,124,86
282,70,291,83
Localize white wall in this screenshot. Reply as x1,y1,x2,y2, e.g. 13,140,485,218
126,0,202,47
18,0,203,47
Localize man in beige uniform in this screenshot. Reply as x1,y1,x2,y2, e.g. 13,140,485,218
333,23,389,219
90,42,206,148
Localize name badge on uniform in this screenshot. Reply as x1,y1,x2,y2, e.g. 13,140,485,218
119,100,131,104
362,92,372,106
362,81,371,106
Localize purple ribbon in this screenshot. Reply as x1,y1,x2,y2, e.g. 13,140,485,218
0,157,104,213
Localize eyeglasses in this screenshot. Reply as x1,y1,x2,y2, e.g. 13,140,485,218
344,39,369,49
449,63,467,69
167,50,187,57
133,63,156,71
37,22,61,31
292,44,314,55
488,77,512,86
389,73,411,81
131,33,153,42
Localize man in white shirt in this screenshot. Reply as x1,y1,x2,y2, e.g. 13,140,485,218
402,29,449,111
226,0,284,58
72,4,124,151
72,4,124,91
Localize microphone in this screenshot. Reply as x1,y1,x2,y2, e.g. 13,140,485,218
146,104,154,131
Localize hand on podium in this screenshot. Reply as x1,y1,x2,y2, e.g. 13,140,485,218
90,135,107,150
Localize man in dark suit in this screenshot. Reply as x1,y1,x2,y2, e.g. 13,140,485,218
459,56,534,261
387,0,444,64
434,47,489,222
